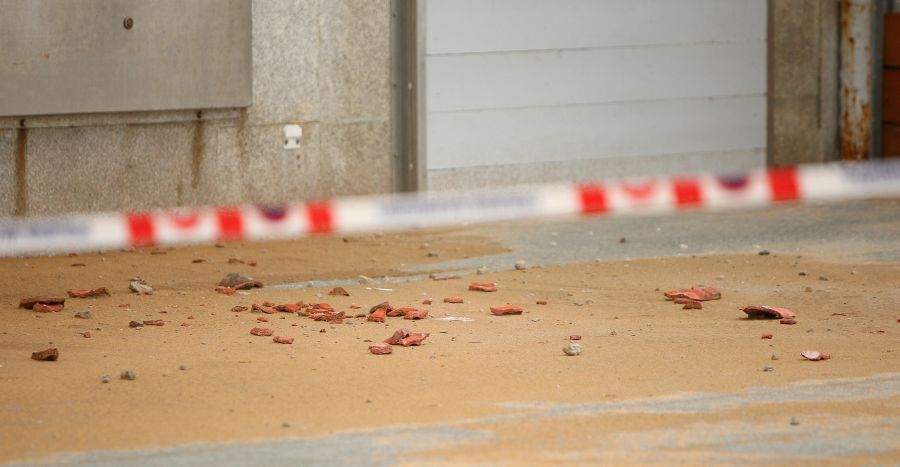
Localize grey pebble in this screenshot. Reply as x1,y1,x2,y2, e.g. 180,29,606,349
74,311,92,319
563,342,582,356
514,260,527,270
101,375,111,384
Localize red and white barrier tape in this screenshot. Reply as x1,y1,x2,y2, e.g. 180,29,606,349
2,160,899,256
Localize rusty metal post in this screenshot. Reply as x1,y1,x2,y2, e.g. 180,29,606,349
840,0,875,160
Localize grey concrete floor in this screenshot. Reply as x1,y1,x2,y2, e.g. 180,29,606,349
14,199,900,466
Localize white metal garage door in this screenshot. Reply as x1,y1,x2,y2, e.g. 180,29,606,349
424,0,767,190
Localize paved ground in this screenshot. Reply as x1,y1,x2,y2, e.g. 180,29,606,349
10,199,900,466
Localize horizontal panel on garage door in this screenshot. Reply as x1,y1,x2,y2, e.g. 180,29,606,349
426,0,766,55
427,41,765,113
427,95,765,170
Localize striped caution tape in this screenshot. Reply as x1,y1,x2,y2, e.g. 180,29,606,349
2,160,899,256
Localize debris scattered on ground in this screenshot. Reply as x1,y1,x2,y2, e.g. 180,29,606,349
818,274,829,281
358,274,375,284
563,342,582,356
252,303,277,314
435,316,473,322
569,335,582,340
129,278,154,295
143,320,165,326
490,305,523,316
801,350,831,361
761,333,773,339
19,297,66,310
444,296,464,304
400,332,430,346
83,331,92,338
404,309,429,320
33,303,64,312
422,298,433,305
758,250,770,256
763,365,774,372
780,319,798,325
74,311,92,319
771,354,779,360
682,300,702,310
468,282,497,292
231,305,248,312
179,364,188,370
129,320,144,328
367,287,394,291
273,336,294,344
192,259,205,263
384,328,410,345
798,271,807,276
328,287,350,296
790,417,800,426
514,260,527,270
101,375,111,383
215,286,236,295
257,317,268,322
250,327,274,336
276,304,302,313
368,302,392,322
31,348,59,361
120,370,136,380
67,287,110,298
664,286,721,301
741,305,797,320
536,300,548,305
387,306,411,317
369,342,393,355
227,257,245,264
217,273,263,290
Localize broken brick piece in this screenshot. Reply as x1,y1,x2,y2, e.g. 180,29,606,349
369,342,393,355
67,287,110,298
404,309,429,320
384,328,410,345
742,305,797,320
400,332,430,347
422,298,433,305
129,320,144,328
217,273,263,290
368,301,393,314
83,331,92,338
368,308,387,323
490,305,523,316
664,286,722,302
682,300,702,310
349,304,361,310
801,350,831,361
569,335,582,340
215,286,236,296
780,319,798,325
33,303,64,313
443,296,464,304
250,327,273,336
328,287,350,296
536,300,548,305
389,307,417,317
143,320,165,326
31,348,59,361
180,322,191,327
273,336,294,344
19,297,66,310
252,303,277,314
257,317,269,322
468,282,498,292
231,305,248,312
761,333,773,339
276,304,302,313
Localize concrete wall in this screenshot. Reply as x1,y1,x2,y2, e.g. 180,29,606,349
768,0,841,165
0,0,392,217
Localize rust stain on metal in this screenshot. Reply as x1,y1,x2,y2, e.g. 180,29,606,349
14,124,28,216
191,112,205,189
840,0,873,161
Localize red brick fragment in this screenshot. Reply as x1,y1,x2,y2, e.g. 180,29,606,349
682,300,702,310
350,304,361,309
67,287,110,298
276,304,302,313
404,309,429,320
33,303,64,313
368,308,387,323
468,282,497,292
273,336,294,344
250,327,273,336
444,296,464,304
742,305,797,320
262,300,276,307
215,286,236,296
218,273,263,290
187,315,195,319
118,303,130,308
422,298,433,305
369,342,393,355
231,305,248,312
31,348,59,361
83,331,92,338
319,328,326,333
252,303,277,314
328,287,350,296
19,297,66,309
801,350,831,361
180,322,191,327
490,305,523,316
761,333,773,339
400,332,430,347
536,300,548,305
384,328,410,345
569,335,581,340
780,319,797,325
247,260,257,267
143,320,165,326
664,286,721,302
257,317,269,322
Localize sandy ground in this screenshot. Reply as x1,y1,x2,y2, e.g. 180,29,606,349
0,228,898,464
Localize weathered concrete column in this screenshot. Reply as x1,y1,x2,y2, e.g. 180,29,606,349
840,0,876,160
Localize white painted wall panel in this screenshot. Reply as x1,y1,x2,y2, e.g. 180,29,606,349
428,41,766,112
426,0,766,54
427,96,766,169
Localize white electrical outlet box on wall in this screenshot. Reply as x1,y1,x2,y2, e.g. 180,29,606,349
284,124,303,149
